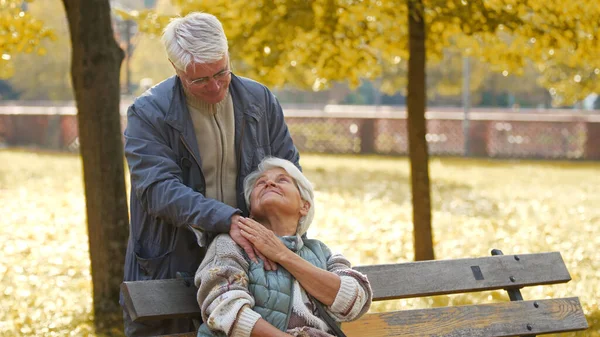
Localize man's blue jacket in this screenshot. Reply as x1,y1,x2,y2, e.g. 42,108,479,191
122,73,300,284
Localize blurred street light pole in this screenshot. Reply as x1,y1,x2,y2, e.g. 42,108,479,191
462,56,471,157
123,19,133,95
111,1,137,96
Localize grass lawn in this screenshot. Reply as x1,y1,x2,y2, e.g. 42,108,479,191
0,149,598,336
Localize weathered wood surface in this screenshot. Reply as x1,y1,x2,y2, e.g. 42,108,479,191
123,251,587,337
354,252,570,301
122,252,571,321
121,278,200,322
342,297,588,337
155,298,588,337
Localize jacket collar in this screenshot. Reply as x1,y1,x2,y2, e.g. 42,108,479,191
165,73,264,132
163,77,202,167
164,76,187,132
279,234,304,252
228,73,264,122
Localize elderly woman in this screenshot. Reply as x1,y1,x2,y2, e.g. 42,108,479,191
194,157,372,337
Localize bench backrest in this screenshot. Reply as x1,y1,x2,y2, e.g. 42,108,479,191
355,251,570,300
121,251,588,336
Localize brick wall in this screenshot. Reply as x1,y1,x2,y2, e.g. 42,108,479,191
1,103,599,160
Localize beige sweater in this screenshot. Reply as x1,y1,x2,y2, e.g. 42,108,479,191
185,89,238,208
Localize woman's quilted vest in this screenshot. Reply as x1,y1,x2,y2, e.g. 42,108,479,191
197,235,331,337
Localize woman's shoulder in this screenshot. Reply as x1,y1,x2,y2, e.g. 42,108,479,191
303,238,356,268
303,237,327,247
211,234,245,256
302,238,333,257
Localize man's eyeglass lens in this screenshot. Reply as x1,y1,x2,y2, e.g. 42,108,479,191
189,70,231,87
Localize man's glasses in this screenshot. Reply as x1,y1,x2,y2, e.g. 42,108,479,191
183,69,232,88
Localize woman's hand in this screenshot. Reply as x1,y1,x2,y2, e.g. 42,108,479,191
240,218,341,306
238,217,290,266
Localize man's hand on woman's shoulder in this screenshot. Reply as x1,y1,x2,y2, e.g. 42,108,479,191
229,214,277,270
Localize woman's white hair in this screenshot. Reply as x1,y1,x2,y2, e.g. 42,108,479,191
243,157,315,236
161,12,229,71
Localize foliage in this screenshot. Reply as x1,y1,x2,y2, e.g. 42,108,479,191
126,0,599,107
118,0,179,95
1,149,599,336
6,0,72,100
159,0,408,91
428,53,551,107
0,0,56,79
2,0,591,105
112,1,173,36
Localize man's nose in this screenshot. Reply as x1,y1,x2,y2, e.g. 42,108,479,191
205,78,220,90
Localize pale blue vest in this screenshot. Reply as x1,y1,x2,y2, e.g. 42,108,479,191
197,235,331,337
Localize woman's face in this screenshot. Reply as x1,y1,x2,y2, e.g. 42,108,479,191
249,168,308,222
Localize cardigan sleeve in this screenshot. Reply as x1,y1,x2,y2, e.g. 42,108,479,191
194,234,261,336
325,252,373,321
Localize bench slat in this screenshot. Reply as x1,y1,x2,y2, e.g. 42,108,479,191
121,279,200,322
342,297,588,337
354,252,570,300
122,252,571,322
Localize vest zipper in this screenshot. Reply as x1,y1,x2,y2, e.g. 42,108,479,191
179,134,206,194
283,270,295,331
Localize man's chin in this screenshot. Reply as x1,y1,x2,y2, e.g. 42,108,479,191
201,96,224,104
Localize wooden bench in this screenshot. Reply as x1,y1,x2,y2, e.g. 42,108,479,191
121,250,588,336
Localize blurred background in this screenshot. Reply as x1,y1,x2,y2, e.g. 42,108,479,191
1,0,599,159
0,0,599,336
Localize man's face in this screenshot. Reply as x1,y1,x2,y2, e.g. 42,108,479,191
177,56,231,104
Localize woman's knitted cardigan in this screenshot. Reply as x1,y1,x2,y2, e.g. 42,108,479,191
194,234,372,337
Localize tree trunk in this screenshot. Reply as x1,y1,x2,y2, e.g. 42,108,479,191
407,0,434,261
62,1,129,334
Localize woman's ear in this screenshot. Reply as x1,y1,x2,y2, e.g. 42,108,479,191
299,200,310,217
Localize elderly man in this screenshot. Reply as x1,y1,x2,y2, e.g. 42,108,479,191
121,12,300,336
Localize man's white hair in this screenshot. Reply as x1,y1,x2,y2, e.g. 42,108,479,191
243,157,315,237
161,12,229,71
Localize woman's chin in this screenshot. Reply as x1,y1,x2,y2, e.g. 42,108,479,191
252,201,293,217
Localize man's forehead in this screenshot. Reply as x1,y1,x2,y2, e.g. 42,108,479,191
186,57,228,76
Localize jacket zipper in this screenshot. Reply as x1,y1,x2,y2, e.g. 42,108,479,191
214,114,226,202
179,134,206,194
236,117,246,209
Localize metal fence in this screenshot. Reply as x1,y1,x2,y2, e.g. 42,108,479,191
1,102,599,160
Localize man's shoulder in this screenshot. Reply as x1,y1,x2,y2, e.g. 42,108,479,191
231,75,282,118
231,75,272,102
233,75,269,92
130,76,177,114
